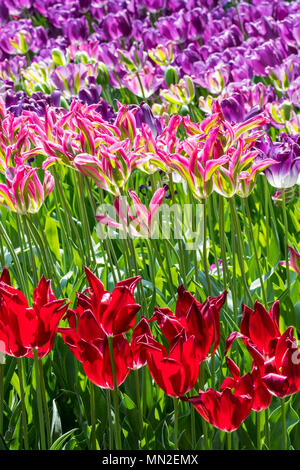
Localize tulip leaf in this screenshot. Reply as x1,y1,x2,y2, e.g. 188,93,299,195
50,428,79,450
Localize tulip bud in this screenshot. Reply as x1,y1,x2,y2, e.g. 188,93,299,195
97,62,110,87
148,42,174,66
164,66,178,87
179,104,189,116
34,82,52,94
51,48,66,66
10,30,31,54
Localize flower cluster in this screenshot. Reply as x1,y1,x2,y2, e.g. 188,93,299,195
1,266,299,434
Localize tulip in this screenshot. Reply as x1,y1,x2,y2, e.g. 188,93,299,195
130,317,153,370
122,62,164,99
59,309,132,389
228,301,281,357
96,187,166,238
0,165,54,214
222,357,272,412
184,373,253,432
262,327,300,398
0,274,68,358
148,42,174,67
161,75,195,106
140,332,199,397
152,285,227,361
279,246,300,276
73,267,141,337
256,133,300,189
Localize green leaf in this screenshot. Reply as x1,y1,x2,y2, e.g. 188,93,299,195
50,428,78,450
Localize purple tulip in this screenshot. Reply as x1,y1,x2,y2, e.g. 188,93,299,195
129,102,162,138
64,17,90,43
256,134,300,188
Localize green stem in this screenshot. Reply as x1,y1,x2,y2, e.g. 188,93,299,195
52,167,85,263
256,411,262,451
173,397,179,450
229,198,253,306
191,404,196,450
17,358,29,449
38,357,51,448
281,190,291,293
90,382,97,450
136,72,146,100
219,196,228,290
227,431,232,450
33,349,47,450
76,173,97,267
107,336,122,450
107,390,113,450
264,408,270,449
244,199,267,305
202,199,212,297
207,197,220,281
281,398,287,450
22,215,38,286
134,369,143,439
199,363,209,450
151,239,176,297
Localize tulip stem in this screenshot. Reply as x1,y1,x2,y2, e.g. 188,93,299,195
202,198,212,297
32,215,64,295
208,196,221,281
256,411,262,451
219,196,228,290
281,190,291,293
229,198,253,306
134,369,143,439
173,397,179,449
38,356,51,447
107,336,122,450
199,364,209,450
17,358,29,450
33,349,47,450
263,178,270,260
281,398,287,450
136,72,146,100
76,173,97,268
191,404,196,449
107,390,113,450
227,432,231,450
151,239,176,298
244,199,267,305
52,167,86,264
89,382,97,450
169,174,187,287
264,408,270,449
22,215,38,286
15,214,30,297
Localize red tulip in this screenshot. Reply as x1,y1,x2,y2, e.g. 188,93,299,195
59,308,133,389
79,334,132,389
184,373,253,432
222,357,272,412
130,316,153,370
0,272,68,358
140,332,199,397
152,285,227,361
240,301,280,356
262,327,300,398
79,267,142,336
